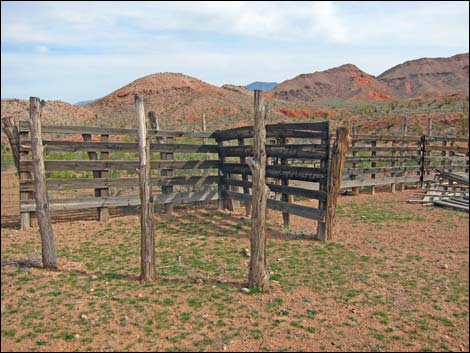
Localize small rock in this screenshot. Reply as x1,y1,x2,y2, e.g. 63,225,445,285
242,248,250,257
241,288,250,294
90,288,94,292
442,264,449,270
124,316,129,321
74,334,80,339
196,278,204,284
91,275,98,280
223,345,227,351
138,293,143,298
202,314,209,319
81,314,88,320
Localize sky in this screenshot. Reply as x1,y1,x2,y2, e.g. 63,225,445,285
1,1,469,103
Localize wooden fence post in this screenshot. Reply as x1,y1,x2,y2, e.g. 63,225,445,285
351,126,359,195
1,117,20,173
238,137,252,216
135,95,155,283
319,127,350,241
400,116,408,191
247,90,268,291
279,136,290,227
202,113,208,145
317,121,330,240
29,97,57,269
371,140,377,195
81,133,108,222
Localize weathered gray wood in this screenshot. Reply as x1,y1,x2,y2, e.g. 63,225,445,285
99,134,110,221
351,126,359,195
217,140,234,211
321,128,349,241
247,90,268,291
224,177,327,201
224,191,325,221
148,111,163,144
20,189,221,212
371,140,377,195
348,146,419,152
279,136,290,227
213,122,329,141
18,121,214,139
202,113,208,145
218,144,327,159
20,175,220,192
20,140,219,154
19,128,33,229
20,159,221,172
238,138,251,216
316,121,330,240
135,94,155,283
346,156,419,163
399,117,408,191
341,175,434,188
344,166,422,175
222,163,326,182
29,97,57,269
81,133,102,220
1,117,20,172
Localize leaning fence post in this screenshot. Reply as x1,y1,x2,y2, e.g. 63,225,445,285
247,90,268,291
400,116,408,191
135,95,156,283
319,127,350,241
29,97,57,269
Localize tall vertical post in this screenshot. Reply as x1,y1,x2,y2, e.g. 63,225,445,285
317,121,330,240
279,136,290,227
135,95,155,283
247,90,268,291
29,97,57,269
319,128,350,241
419,135,426,188
400,116,408,191
99,134,110,222
19,129,32,229
370,140,377,195
351,126,359,195
202,112,208,145
238,137,251,215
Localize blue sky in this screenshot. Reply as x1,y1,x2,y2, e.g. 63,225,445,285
1,1,469,103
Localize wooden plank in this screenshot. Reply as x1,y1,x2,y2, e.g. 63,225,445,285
29,97,57,269
222,163,327,182
82,133,101,221
344,166,421,175
433,199,469,212
135,94,155,283
347,156,419,162
348,146,420,152
213,122,329,141
18,121,213,139
320,127,349,241
224,191,325,221
238,138,251,215
224,178,327,201
279,136,289,227
20,189,221,212
341,175,434,188
99,134,110,222
218,144,327,159
20,175,220,192
19,129,32,229
247,90,268,290
20,141,219,154
20,159,221,172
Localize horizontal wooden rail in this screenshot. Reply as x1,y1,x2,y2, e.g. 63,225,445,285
20,175,220,192
348,146,419,153
222,163,327,182
344,165,422,175
341,175,434,188
20,159,221,172
21,141,219,154
224,190,325,221
346,156,419,163
219,144,327,159
20,189,221,212
224,178,327,201
213,122,329,141
18,121,214,139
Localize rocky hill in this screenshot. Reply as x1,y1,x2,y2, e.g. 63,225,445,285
1,99,98,126
269,64,395,103
378,53,469,98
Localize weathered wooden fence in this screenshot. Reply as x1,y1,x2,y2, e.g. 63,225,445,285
341,130,469,193
16,119,342,239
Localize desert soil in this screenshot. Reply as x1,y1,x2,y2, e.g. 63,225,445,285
1,190,469,352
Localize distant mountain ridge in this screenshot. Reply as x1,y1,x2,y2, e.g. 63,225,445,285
245,82,278,92
75,99,96,106
269,53,469,103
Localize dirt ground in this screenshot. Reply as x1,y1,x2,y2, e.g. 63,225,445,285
1,190,469,352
